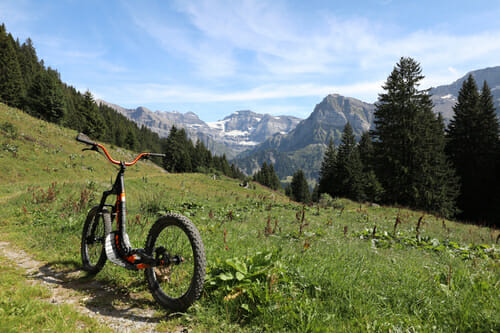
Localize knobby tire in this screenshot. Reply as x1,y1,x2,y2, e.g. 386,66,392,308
144,213,206,312
81,206,111,274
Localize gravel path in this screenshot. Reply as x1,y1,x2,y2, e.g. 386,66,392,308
0,241,185,332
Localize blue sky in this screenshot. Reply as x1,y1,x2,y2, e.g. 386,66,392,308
2,0,500,122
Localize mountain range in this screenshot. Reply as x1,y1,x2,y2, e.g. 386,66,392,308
100,66,500,183
430,66,500,120
97,100,301,159
235,66,500,181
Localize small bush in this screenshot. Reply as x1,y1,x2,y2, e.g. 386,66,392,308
0,122,18,139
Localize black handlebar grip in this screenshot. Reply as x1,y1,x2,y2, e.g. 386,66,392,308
76,133,95,145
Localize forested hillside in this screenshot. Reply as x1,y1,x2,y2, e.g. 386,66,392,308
0,23,243,180
317,58,500,226
2,21,499,226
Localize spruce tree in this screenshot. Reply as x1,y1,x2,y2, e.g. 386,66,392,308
334,122,365,202
163,126,193,173
358,132,383,202
479,83,500,224
268,163,281,190
446,77,500,222
258,162,270,185
193,139,213,170
253,162,281,190
26,69,65,123
318,138,336,197
62,86,82,129
125,129,138,151
478,82,499,150
17,38,42,101
373,57,458,216
78,91,106,139
290,169,310,203
0,24,24,107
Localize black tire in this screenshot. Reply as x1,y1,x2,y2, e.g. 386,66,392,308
144,213,206,312
81,206,112,274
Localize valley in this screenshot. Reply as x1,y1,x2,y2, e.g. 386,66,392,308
101,66,500,183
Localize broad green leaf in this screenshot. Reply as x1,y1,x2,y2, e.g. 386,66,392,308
218,272,234,281
235,271,245,281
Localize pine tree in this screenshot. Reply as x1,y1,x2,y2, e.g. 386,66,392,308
446,77,500,222
318,138,336,197
253,162,281,190
192,139,204,171
334,122,365,202
163,126,193,173
358,132,374,171
373,57,458,216
17,38,42,102
479,82,500,224
62,85,82,130
26,69,65,123
78,91,106,139
290,169,310,203
268,163,281,190
257,162,270,185
414,112,459,216
0,24,24,107
358,132,383,202
125,129,138,151
478,82,499,150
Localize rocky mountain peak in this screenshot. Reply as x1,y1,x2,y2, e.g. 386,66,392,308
98,101,302,158
298,94,374,143
430,66,500,119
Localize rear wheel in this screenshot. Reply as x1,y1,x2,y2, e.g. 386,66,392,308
144,213,206,312
81,206,111,274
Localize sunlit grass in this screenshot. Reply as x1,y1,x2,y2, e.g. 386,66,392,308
0,255,111,332
1,103,498,332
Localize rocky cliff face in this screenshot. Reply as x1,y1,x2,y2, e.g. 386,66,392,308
430,66,500,119
248,94,375,154
233,94,375,181
207,111,301,146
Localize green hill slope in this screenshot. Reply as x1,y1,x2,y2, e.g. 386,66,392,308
0,103,498,332
0,103,163,195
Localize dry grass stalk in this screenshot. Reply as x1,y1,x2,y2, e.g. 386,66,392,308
393,213,401,234
416,215,424,240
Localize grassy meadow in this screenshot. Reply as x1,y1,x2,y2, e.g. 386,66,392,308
0,103,499,332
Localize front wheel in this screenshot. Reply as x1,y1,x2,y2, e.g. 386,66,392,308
81,206,111,274
144,213,206,312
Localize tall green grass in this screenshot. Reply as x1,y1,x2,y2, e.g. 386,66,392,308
1,103,499,332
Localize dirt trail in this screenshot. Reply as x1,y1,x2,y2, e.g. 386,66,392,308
0,241,184,333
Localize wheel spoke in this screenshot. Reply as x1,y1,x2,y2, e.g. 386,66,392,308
81,207,110,274
144,214,206,311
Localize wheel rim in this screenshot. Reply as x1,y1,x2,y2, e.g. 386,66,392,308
153,225,195,299
85,215,105,267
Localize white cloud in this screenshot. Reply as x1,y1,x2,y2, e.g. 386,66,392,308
7,0,499,118
126,3,238,78
128,0,500,85
175,0,378,76
95,79,383,106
